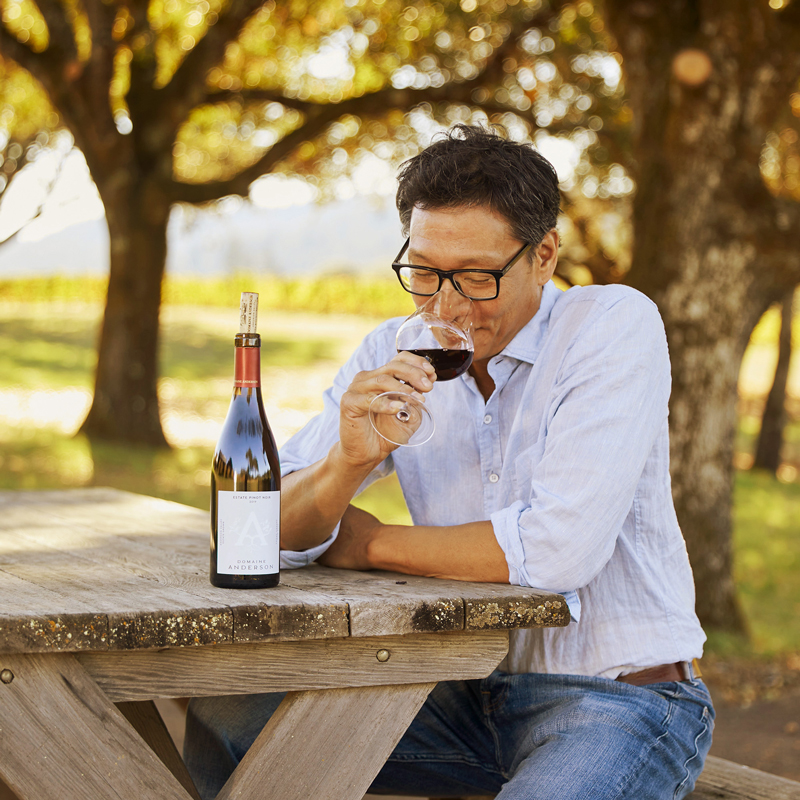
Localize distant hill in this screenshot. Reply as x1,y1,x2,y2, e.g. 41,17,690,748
0,195,403,279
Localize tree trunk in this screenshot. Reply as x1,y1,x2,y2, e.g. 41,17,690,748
604,0,800,632
80,176,170,447
753,291,794,473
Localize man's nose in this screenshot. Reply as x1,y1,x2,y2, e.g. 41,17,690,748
433,282,471,320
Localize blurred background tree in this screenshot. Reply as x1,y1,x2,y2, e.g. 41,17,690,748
0,58,64,245
2,0,800,632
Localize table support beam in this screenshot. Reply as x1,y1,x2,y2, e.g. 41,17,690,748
116,700,201,800
0,653,193,800
217,682,436,800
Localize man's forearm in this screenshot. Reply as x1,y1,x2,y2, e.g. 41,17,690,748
279,444,377,551
365,520,510,583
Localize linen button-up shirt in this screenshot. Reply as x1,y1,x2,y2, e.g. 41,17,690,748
280,281,706,679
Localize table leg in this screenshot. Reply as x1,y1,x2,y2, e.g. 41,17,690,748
217,681,437,800
0,652,194,800
116,700,201,800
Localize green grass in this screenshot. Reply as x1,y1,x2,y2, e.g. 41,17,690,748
0,273,417,318
730,469,800,654
1,280,799,658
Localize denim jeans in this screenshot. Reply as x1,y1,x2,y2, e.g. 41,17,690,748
184,671,714,800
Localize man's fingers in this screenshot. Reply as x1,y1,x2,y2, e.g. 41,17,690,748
351,355,436,399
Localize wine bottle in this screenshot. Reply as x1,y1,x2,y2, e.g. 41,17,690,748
210,291,280,588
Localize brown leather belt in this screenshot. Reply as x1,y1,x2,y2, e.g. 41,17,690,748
616,661,688,686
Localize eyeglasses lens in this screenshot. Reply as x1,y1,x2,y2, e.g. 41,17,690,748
399,268,497,300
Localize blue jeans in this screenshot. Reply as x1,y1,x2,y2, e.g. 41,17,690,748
184,671,714,800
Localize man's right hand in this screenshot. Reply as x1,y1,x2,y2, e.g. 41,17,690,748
337,351,436,469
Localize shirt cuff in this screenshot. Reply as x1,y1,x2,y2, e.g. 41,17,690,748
279,524,339,569
492,502,581,623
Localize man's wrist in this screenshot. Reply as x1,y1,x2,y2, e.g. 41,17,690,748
327,441,382,483
364,524,406,571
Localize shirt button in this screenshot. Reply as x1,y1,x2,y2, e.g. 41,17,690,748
483,414,492,424
489,473,499,483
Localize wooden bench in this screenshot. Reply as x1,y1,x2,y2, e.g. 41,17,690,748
402,755,800,799
689,756,800,799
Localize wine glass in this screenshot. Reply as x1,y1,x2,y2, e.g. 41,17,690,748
369,292,474,447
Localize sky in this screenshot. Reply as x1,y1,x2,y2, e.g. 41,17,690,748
0,130,585,278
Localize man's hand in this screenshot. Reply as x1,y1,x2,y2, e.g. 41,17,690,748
279,353,434,553
316,505,382,571
338,351,436,470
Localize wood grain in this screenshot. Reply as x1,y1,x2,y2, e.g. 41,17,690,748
0,489,568,653
0,652,192,800
688,755,800,799
78,630,509,701
116,700,201,800
383,756,800,800
282,565,570,635
217,682,436,800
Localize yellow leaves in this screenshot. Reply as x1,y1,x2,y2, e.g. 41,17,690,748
302,15,318,36
0,58,56,137
761,127,800,202
1,0,48,51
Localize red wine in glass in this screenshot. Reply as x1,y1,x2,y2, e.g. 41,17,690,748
406,348,474,381
369,291,474,447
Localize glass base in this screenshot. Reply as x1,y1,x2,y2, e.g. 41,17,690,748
369,392,435,447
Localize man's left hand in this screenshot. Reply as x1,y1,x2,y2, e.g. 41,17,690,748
316,505,382,571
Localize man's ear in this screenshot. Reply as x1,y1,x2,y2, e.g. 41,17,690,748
535,230,559,285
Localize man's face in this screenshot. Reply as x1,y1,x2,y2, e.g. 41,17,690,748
407,205,558,364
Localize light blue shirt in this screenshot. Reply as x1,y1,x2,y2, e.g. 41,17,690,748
279,281,706,678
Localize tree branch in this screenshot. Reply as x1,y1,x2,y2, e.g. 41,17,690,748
156,0,265,124
0,143,68,246
35,0,76,62
776,0,800,40
124,0,161,124
166,4,563,203
0,22,58,87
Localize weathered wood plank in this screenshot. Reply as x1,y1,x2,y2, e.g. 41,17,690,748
0,652,192,800
0,565,108,652
381,756,800,800
688,756,800,799
0,532,235,650
116,700,202,800
218,682,436,800
282,566,465,636
0,491,349,650
464,592,569,630
77,630,510,702
0,490,567,654
283,565,569,635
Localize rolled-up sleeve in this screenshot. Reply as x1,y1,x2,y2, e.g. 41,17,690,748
491,295,671,592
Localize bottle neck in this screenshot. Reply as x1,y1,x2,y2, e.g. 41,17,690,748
234,333,261,389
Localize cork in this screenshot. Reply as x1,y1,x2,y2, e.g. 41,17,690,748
239,292,259,334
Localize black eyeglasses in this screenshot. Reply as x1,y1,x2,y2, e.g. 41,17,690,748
391,238,532,301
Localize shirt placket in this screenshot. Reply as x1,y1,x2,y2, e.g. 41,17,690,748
473,357,513,514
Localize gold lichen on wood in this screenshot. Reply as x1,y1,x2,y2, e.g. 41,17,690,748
0,614,108,653
107,610,233,649
234,604,349,643
465,598,570,630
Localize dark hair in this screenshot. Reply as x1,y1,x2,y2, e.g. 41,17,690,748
396,124,561,247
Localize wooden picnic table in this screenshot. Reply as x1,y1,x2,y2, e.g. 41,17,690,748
0,488,569,800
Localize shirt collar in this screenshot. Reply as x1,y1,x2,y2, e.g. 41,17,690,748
498,280,560,366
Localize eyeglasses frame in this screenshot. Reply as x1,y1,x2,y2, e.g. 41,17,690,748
391,238,534,301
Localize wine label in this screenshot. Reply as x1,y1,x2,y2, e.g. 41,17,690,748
216,490,280,575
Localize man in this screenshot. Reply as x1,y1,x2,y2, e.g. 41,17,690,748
185,125,713,799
